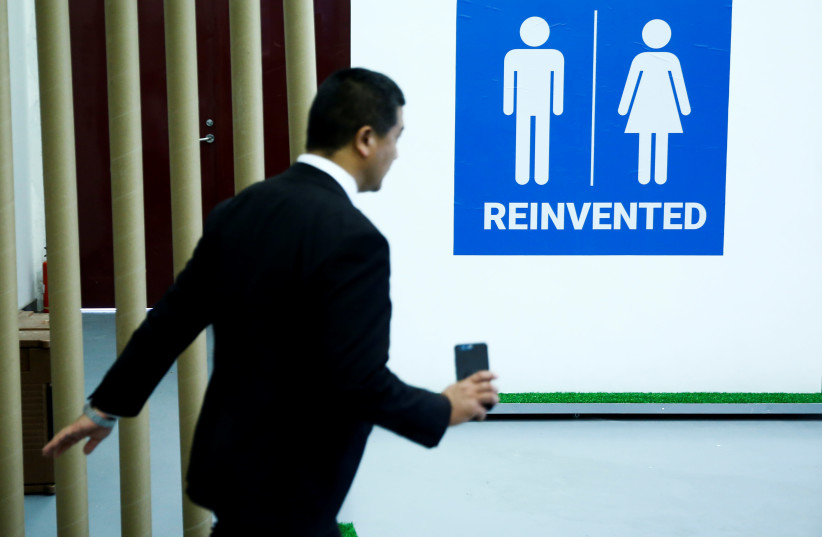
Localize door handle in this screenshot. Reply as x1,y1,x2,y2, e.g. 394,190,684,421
199,134,215,144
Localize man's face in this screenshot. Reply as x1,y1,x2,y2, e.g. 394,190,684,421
361,106,404,192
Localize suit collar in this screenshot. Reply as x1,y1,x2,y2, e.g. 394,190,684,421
296,154,359,201
288,163,354,202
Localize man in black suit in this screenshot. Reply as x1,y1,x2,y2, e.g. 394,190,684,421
44,68,499,536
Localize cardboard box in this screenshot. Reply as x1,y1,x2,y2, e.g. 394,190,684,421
18,311,55,495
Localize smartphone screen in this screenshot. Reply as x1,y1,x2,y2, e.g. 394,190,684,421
454,343,489,381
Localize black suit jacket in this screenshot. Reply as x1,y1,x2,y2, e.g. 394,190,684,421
90,163,451,536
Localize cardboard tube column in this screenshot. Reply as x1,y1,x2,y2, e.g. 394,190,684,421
34,1,90,536
283,0,317,162
0,0,26,533
103,2,153,536
163,1,212,536
229,0,264,192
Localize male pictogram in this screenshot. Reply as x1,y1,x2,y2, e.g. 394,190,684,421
618,19,690,185
504,16,564,185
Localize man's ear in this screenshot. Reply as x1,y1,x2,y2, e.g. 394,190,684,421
354,125,375,158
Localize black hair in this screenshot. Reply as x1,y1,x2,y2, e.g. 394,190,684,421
306,68,405,152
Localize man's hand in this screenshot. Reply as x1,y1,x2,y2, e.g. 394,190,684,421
442,371,499,425
42,414,114,458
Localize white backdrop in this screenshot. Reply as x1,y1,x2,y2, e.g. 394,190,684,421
8,0,45,309
350,0,822,394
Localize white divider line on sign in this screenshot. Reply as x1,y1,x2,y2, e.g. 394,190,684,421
590,10,598,187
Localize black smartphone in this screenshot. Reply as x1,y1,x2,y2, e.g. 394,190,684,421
454,343,490,381
455,343,494,413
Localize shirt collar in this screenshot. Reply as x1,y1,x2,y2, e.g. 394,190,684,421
296,153,359,200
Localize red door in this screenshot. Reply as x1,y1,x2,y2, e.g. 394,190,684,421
69,0,350,307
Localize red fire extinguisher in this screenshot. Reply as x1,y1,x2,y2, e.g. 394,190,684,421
43,251,49,313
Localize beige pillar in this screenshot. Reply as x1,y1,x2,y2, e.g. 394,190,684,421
0,0,26,533
283,0,317,162
229,0,264,192
163,1,212,536
34,1,89,536
103,2,153,536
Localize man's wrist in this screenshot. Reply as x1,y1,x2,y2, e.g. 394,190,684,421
83,402,119,428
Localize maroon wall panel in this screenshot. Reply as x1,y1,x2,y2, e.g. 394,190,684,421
70,1,350,307
68,2,113,307
136,0,174,308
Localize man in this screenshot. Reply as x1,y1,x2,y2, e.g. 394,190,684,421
44,68,499,536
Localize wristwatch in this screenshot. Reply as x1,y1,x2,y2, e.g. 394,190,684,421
83,402,119,428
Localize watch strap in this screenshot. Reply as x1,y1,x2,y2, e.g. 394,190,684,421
83,402,118,428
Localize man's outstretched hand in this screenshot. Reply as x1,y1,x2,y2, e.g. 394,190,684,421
442,371,499,425
42,414,113,458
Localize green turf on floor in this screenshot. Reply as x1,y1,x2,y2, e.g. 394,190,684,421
499,392,822,404
339,523,358,537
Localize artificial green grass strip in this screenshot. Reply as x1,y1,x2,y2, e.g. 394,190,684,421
338,523,358,537
499,392,822,404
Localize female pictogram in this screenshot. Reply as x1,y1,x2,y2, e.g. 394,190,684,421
618,19,690,185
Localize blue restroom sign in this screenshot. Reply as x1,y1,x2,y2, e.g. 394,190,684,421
454,0,733,255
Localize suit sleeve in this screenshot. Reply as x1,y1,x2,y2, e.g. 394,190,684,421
88,202,227,417
316,229,451,448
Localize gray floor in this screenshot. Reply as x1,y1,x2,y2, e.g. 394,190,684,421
24,313,822,537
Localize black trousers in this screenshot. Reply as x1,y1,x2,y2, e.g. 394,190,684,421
210,513,341,537
210,513,267,536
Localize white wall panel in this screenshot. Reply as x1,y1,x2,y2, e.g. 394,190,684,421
352,0,821,393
